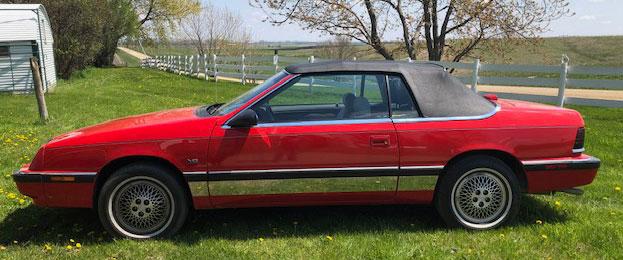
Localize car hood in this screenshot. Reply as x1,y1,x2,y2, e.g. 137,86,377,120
46,107,218,148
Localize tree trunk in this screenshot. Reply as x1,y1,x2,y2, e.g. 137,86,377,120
95,35,121,67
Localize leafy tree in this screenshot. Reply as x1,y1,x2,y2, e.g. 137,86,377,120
94,0,138,67
135,0,201,40
95,0,200,66
252,0,572,62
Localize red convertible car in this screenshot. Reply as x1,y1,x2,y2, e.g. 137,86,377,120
13,61,599,239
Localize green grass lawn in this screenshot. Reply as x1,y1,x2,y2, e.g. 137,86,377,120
0,68,621,259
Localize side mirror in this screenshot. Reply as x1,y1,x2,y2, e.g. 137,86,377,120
227,109,258,128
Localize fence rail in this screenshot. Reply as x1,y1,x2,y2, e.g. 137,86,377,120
141,54,623,108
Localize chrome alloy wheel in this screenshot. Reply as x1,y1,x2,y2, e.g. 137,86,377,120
108,176,175,239
450,168,512,229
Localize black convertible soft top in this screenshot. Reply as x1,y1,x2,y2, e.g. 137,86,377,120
285,61,495,118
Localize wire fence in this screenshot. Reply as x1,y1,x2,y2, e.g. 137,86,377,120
141,54,623,108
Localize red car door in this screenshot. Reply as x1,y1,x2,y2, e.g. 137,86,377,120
386,75,442,204
207,73,399,208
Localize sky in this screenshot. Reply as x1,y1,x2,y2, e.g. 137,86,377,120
210,0,623,42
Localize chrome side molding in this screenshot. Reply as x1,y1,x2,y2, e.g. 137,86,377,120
522,156,601,171
392,104,500,123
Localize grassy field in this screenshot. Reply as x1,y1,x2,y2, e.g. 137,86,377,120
128,35,623,66
0,68,622,259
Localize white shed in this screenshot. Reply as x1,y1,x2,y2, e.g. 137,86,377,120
0,4,56,92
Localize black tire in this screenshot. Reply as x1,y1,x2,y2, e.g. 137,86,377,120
435,155,520,230
97,163,189,239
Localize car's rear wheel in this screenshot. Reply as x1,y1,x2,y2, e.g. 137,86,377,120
435,156,520,230
97,163,188,239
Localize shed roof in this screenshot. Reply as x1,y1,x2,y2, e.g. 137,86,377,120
0,4,43,10
285,61,495,117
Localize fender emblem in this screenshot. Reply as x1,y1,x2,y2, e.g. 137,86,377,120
186,159,199,165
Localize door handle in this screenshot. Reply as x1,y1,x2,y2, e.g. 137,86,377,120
370,135,390,147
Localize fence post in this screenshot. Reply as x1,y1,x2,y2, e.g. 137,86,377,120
213,54,218,82
471,58,480,93
192,55,195,77
195,54,200,77
204,54,208,80
197,55,201,77
185,55,190,75
30,57,48,123
178,56,181,75
241,54,246,85
557,55,569,107
273,54,279,72
309,55,315,63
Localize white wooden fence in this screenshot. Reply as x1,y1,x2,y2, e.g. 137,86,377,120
141,54,623,108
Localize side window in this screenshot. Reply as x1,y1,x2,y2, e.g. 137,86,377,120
253,73,389,123
388,75,419,118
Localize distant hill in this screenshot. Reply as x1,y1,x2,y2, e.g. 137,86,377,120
470,36,623,66
132,36,623,67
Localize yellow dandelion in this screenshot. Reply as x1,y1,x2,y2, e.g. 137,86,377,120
18,199,26,205
44,244,52,251
536,220,543,225
554,201,561,207
615,186,622,192
258,238,264,242
326,235,333,241
76,243,81,249
7,193,16,199
69,239,75,243
541,234,548,240
66,245,73,250
499,234,505,238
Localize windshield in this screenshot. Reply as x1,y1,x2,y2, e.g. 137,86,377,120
213,71,290,116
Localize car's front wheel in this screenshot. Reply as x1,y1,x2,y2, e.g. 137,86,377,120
435,156,520,230
97,163,189,239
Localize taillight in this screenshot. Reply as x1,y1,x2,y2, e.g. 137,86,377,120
573,127,585,153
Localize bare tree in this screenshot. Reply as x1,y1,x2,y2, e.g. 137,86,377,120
179,2,252,56
315,36,357,60
251,0,571,62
